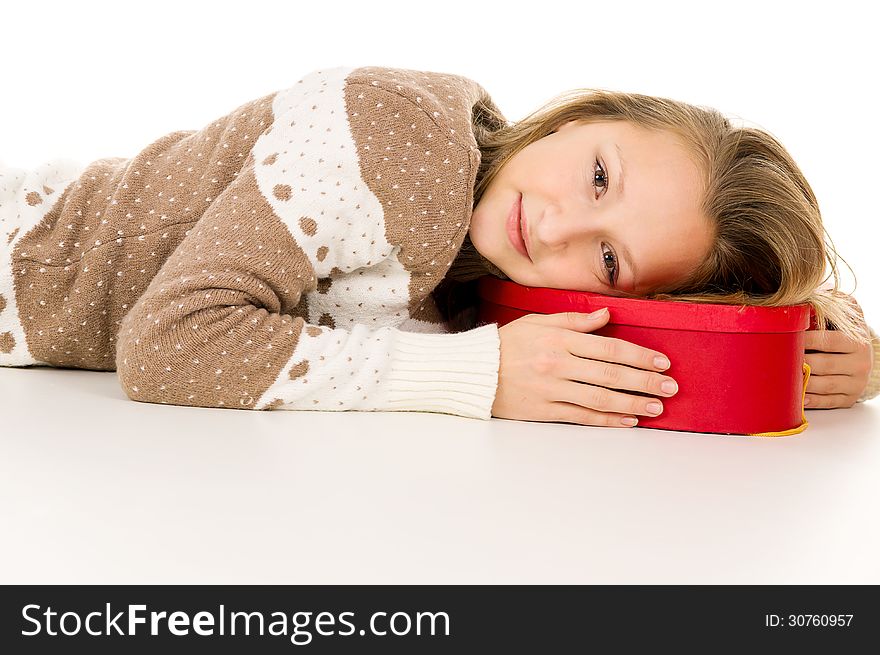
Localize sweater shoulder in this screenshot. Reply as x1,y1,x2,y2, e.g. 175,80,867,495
265,66,492,272
342,65,493,152
281,65,494,152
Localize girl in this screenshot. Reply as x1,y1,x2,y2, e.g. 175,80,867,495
1,65,877,427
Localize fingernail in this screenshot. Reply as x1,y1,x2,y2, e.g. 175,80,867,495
647,402,663,415
654,356,670,370
804,397,811,406
661,380,678,395
588,308,608,318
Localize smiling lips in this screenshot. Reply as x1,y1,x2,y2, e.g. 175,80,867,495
507,192,531,261
519,194,531,258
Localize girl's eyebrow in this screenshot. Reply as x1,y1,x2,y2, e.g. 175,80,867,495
619,240,638,293
614,142,626,199
613,142,638,291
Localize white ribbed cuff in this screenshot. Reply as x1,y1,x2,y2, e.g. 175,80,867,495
381,323,501,420
858,324,880,403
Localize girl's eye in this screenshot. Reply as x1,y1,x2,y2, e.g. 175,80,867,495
592,157,615,285
592,157,609,197
602,243,618,287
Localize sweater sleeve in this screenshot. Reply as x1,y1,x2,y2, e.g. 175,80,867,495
857,323,880,403
113,163,501,420
113,65,507,419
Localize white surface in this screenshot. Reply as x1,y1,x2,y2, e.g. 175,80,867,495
1,366,878,584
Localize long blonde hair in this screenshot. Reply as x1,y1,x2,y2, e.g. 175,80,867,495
466,86,870,344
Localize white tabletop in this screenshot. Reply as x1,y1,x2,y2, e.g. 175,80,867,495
1,365,878,585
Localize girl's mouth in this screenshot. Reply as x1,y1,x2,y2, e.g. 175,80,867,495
506,192,530,261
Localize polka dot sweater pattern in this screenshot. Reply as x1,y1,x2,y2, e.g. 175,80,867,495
0,66,507,419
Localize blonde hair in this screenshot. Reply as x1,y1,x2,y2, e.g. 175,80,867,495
466,86,870,345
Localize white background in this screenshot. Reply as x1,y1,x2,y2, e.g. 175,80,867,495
2,0,876,321
1,0,878,586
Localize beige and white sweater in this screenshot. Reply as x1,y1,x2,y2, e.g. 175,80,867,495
0,65,507,418
1,65,879,415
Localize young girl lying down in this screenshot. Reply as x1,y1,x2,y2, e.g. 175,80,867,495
1,65,877,427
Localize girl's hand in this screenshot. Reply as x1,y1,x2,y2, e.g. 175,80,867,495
492,309,679,427
804,295,874,409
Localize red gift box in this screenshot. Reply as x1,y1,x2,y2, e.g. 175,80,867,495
476,276,815,436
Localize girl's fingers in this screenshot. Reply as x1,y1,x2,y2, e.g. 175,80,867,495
550,377,664,418
806,373,857,396
805,330,854,353
565,330,671,375
804,393,855,409
804,352,852,375
556,352,676,401
549,401,639,428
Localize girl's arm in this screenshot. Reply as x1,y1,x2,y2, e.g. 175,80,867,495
114,199,501,419
116,267,500,418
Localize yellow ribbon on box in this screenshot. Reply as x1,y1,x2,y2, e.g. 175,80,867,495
747,362,811,437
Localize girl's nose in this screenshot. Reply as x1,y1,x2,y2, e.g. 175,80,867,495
537,209,591,247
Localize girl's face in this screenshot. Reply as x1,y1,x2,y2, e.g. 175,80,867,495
468,119,714,296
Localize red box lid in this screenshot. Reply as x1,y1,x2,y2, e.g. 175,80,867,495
477,277,812,333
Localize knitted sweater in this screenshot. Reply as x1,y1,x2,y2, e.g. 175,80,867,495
0,65,512,419
1,65,879,416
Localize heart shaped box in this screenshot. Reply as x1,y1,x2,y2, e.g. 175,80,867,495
476,276,817,436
